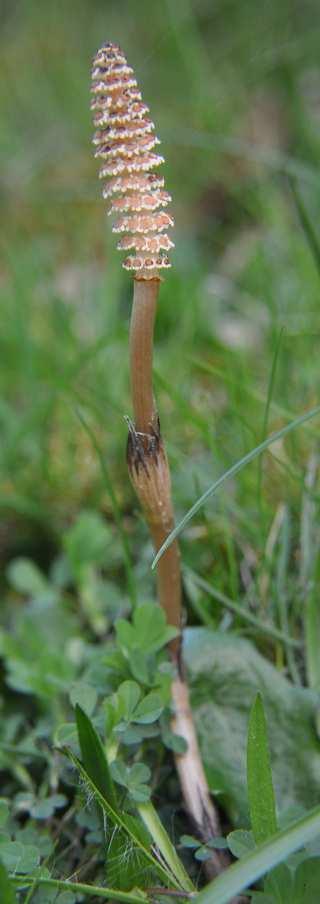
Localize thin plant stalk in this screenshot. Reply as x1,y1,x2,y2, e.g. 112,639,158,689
127,275,228,876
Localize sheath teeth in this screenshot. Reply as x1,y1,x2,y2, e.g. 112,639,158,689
108,190,171,213
99,153,165,178
117,234,174,252
94,135,160,159
123,255,171,271
112,212,174,234
91,42,174,274
103,173,165,198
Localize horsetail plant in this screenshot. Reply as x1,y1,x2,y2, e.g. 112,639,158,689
91,42,228,877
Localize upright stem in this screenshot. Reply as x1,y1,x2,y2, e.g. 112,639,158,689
129,278,158,434
128,277,181,652
127,275,230,879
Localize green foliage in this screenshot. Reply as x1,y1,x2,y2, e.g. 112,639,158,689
0,842,40,874
6,559,51,598
0,863,16,904
180,834,229,862
110,762,151,804
64,511,112,575
116,604,178,683
197,807,320,904
247,693,278,844
75,704,118,809
185,628,320,824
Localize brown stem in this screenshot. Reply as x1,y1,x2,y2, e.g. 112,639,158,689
127,275,230,879
128,276,181,652
129,277,159,434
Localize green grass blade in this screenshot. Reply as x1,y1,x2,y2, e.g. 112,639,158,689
289,176,320,279
276,507,301,685
76,408,137,608
185,568,300,648
0,863,16,904
195,805,320,904
75,704,118,810
11,876,147,902
138,801,195,892
247,693,277,844
257,328,283,509
152,405,320,568
305,582,320,693
190,357,320,441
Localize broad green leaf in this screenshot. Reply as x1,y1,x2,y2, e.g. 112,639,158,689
79,569,110,636
160,718,188,753
133,605,178,653
129,764,151,785
110,761,128,788
116,621,136,652
292,857,320,902
247,693,278,844
30,794,67,820
116,605,178,656
0,593,77,702
64,510,111,574
127,650,151,685
15,826,53,858
227,830,254,859
54,722,78,752
195,847,212,861
180,835,199,849
116,681,141,720
69,683,98,716
116,724,159,746
0,862,16,903
0,841,39,873
185,629,320,823
263,864,293,902
207,838,229,850
129,785,150,804
75,705,117,810
196,806,320,904
0,801,9,829
133,692,163,724
110,763,151,804
6,558,48,597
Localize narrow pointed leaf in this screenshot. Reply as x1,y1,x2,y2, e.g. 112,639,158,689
75,704,117,810
247,694,277,844
138,801,194,892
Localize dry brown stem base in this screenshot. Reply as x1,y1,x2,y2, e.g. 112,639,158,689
171,675,230,878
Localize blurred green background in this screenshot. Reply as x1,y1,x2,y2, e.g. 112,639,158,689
1,0,320,610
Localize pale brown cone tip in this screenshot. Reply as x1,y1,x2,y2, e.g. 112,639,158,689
91,42,174,276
